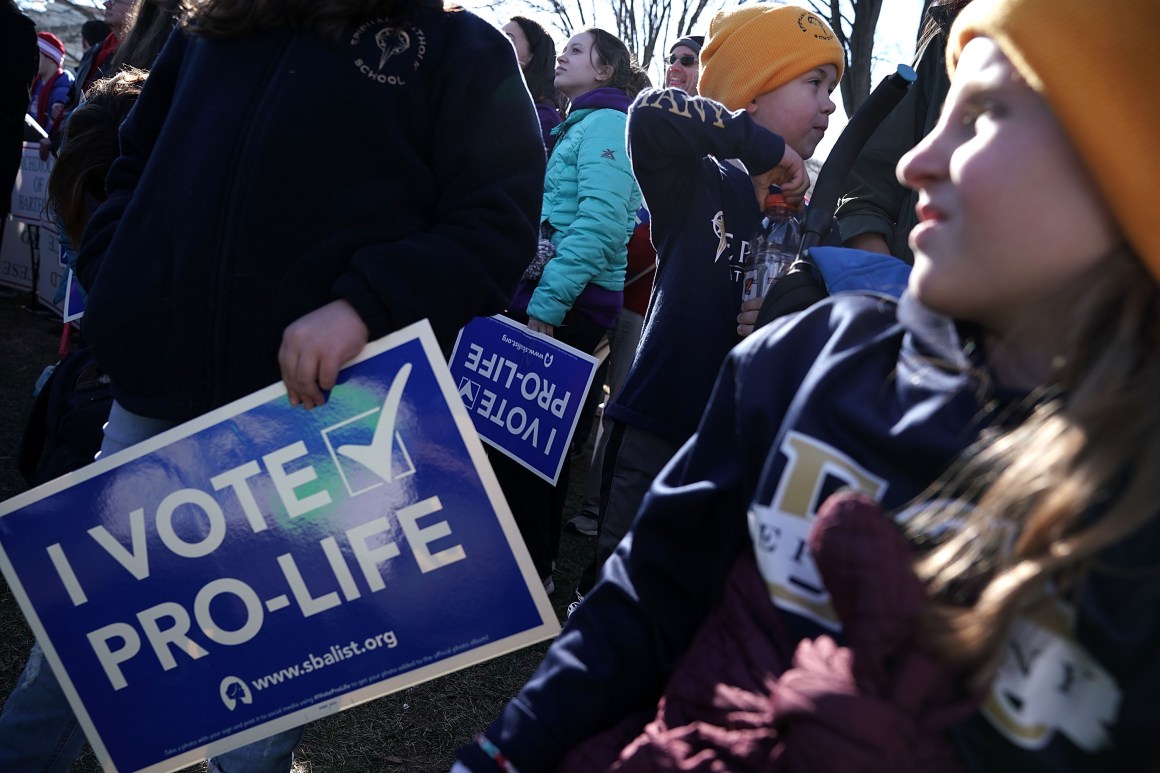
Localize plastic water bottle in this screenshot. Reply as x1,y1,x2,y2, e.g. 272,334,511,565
742,186,800,303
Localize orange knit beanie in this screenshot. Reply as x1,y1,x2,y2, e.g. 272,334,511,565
948,0,1160,280
699,4,845,112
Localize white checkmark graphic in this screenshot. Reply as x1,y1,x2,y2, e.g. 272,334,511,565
336,363,412,482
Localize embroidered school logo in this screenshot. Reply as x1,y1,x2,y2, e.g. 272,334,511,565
982,601,1120,752
749,431,887,631
711,211,729,263
601,148,616,160
375,26,410,68
321,364,417,497
349,19,427,86
798,12,836,41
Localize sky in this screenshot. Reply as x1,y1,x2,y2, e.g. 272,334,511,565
817,0,925,159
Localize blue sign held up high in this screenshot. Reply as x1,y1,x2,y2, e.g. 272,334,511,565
0,321,559,773
448,316,598,485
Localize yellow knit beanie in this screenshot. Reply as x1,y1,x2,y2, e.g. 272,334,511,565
699,4,845,112
948,0,1160,281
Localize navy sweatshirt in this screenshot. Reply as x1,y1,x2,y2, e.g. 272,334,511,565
605,87,839,443
77,8,544,421
466,292,1160,771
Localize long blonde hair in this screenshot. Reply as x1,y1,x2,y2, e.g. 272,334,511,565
909,248,1160,691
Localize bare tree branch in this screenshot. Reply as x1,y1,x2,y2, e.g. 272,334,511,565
30,0,104,18
517,0,717,70
804,0,886,114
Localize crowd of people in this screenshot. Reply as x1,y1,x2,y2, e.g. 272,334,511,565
1,0,1157,770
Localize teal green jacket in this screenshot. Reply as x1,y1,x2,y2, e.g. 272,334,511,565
530,102,641,326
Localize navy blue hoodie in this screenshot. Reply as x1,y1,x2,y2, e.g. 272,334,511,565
606,87,840,443
77,8,544,421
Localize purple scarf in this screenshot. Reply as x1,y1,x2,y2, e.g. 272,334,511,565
547,87,631,152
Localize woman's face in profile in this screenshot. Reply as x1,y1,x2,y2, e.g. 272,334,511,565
899,36,1119,337
502,21,532,69
554,32,607,101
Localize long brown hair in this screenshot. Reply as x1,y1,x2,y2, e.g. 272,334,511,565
180,0,444,43
47,69,148,245
111,0,183,71
510,16,557,105
914,0,973,64
585,28,645,97
908,248,1160,691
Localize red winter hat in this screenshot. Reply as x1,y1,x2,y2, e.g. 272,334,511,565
38,32,66,67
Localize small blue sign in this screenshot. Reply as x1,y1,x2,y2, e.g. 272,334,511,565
448,316,598,485
0,321,558,773
62,268,85,322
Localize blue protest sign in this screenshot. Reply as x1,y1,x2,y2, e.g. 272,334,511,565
448,316,598,485
63,268,85,322
0,321,559,773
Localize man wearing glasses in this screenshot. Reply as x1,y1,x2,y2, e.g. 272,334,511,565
665,35,704,95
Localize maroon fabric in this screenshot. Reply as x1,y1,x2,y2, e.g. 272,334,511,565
623,221,656,316
561,492,977,772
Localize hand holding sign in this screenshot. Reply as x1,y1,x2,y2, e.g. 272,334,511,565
527,317,554,338
279,299,369,409
0,321,558,772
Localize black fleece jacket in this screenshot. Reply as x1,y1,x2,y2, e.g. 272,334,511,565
78,8,544,421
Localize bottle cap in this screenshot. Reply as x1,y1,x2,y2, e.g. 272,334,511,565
760,188,788,208
763,185,792,211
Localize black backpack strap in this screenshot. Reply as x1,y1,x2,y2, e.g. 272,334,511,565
753,256,829,329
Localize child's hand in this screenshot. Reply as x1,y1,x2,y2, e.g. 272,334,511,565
527,317,554,337
279,299,368,409
737,296,763,337
751,145,808,207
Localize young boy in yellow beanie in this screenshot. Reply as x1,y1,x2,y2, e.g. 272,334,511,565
566,3,844,618
460,0,1160,770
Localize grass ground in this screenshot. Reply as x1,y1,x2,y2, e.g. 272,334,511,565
0,289,596,772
